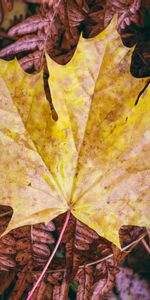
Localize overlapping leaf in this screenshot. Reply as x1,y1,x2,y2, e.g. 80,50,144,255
0,207,114,275
0,19,150,247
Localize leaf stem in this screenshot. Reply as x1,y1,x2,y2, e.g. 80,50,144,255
0,210,12,218
26,210,71,300
141,238,150,255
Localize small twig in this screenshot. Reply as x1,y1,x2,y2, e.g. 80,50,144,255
0,210,12,218
26,210,71,300
134,80,150,106
141,238,150,255
23,231,147,275
85,232,147,267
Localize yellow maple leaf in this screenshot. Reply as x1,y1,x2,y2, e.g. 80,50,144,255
0,19,150,247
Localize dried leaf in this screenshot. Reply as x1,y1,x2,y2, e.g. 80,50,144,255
76,267,93,300
119,225,145,247
90,259,119,299
0,19,150,248
55,214,112,281
0,211,114,279
81,0,114,38
0,271,15,295
117,0,150,77
0,0,115,71
0,0,83,71
0,205,13,236
8,267,33,300
0,212,56,271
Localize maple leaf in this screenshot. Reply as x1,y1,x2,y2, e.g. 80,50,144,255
0,19,150,248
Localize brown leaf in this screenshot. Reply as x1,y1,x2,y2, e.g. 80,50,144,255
47,271,63,285
90,259,119,299
1,212,145,276
76,267,93,300
0,211,147,297
119,225,146,247
32,243,51,258
8,267,33,300
116,0,150,77
82,0,114,38
0,254,16,270
0,212,113,276
0,212,56,271
30,272,53,300
31,225,55,244
0,208,13,238
0,0,116,70
0,1,87,113
54,213,113,281
0,1,81,71
0,271,15,295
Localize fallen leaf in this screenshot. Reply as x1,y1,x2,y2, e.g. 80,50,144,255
0,18,150,247
0,210,113,276
90,259,119,299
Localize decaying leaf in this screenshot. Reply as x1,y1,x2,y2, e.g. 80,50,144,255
0,0,115,72
0,210,114,276
0,0,87,71
116,0,150,78
0,19,150,247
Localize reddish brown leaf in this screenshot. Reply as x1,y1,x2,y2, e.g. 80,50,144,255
0,271,15,295
90,259,119,299
119,225,146,248
0,209,148,298
0,205,13,235
76,267,93,300
82,0,114,38
30,273,53,300
0,1,81,71
116,0,150,77
8,268,33,300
